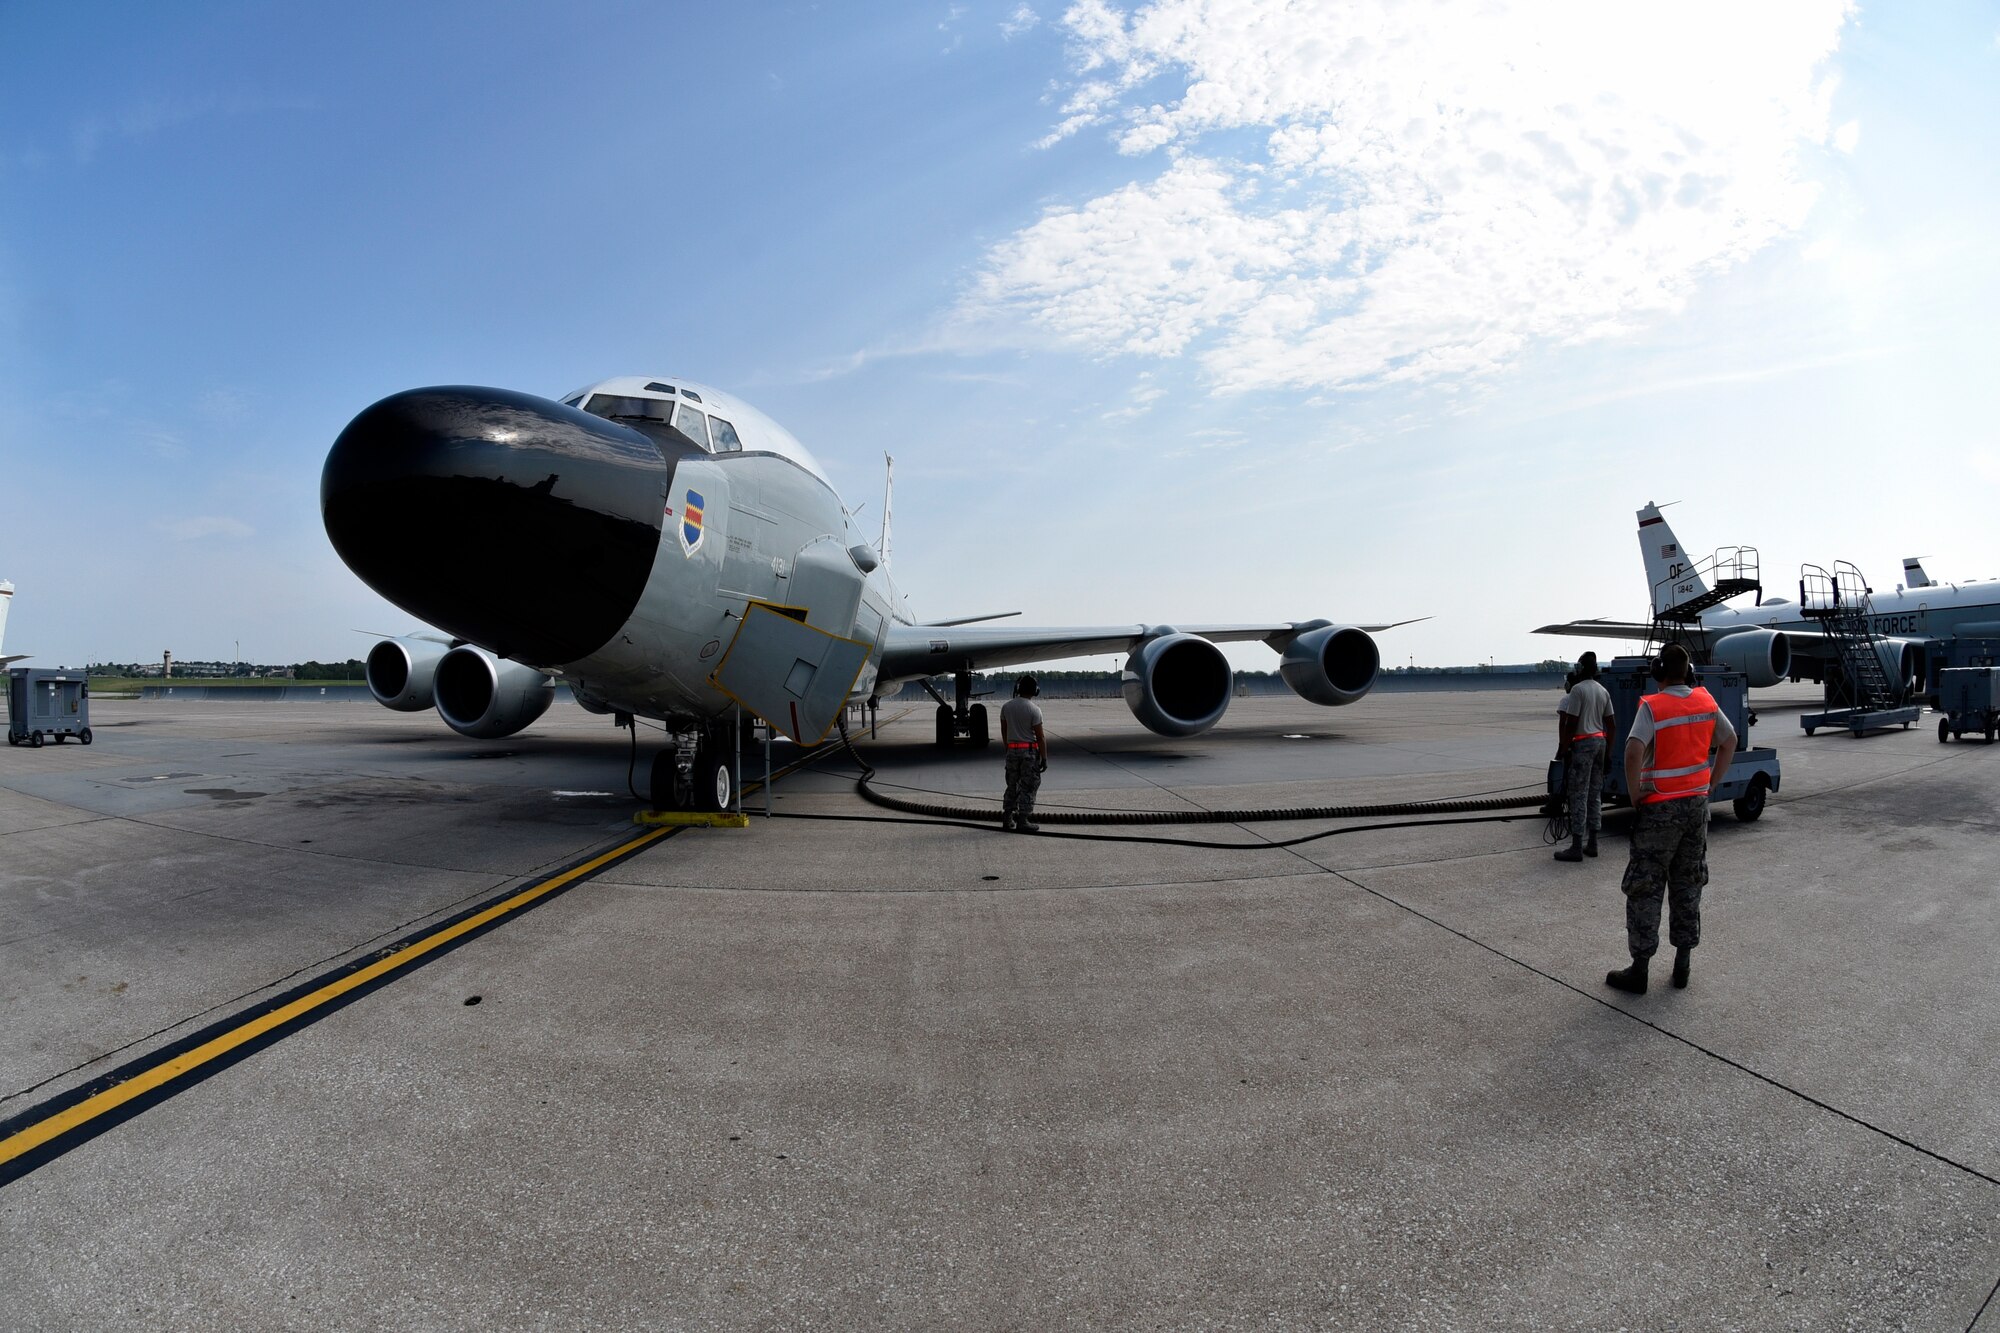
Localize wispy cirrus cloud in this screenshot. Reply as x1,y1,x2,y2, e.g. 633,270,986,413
971,0,1855,393
69,92,315,164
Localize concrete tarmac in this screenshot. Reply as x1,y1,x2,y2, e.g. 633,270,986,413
2,689,1996,1331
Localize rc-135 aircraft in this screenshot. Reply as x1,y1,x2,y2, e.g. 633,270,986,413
1536,502,2000,696
321,378,1405,810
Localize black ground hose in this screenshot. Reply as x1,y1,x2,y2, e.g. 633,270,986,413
771,805,1549,851
834,715,1552,827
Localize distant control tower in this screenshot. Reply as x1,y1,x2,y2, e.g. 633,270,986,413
164,649,173,679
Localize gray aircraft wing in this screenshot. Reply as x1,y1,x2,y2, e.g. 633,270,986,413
1536,617,1850,650
1533,618,1655,640
880,618,1425,680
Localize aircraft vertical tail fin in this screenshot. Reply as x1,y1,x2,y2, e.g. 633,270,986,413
1902,557,1934,589
878,454,894,570
0,579,24,667
1638,502,1706,615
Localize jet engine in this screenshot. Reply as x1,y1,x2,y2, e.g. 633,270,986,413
1278,623,1380,706
433,645,555,739
1879,638,1924,699
366,636,450,712
1122,630,1233,738
1708,629,1792,690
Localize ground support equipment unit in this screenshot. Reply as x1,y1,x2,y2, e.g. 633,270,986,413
1547,657,1779,824
1795,561,1921,737
6,668,91,747
1935,666,2000,743
1924,634,2000,706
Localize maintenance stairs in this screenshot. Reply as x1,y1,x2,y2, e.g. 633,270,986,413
1645,546,1762,661
1796,561,1921,737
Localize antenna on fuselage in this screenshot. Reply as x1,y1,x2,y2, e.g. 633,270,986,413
879,453,894,569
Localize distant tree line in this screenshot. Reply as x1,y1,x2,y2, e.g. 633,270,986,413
86,659,367,681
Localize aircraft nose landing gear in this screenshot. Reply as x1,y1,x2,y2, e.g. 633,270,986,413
650,722,739,812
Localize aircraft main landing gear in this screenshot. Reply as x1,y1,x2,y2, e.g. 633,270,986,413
927,669,989,749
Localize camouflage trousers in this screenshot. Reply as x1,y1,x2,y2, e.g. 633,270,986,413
1564,736,1606,836
1003,750,1042,816
1620,794,1710,957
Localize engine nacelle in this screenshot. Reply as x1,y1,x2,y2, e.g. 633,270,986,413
1122,630,1233,738
1708,628,1792,689
1279,624,1380,706
1878,637,1923,699
434,645,555,739
366,636,450,712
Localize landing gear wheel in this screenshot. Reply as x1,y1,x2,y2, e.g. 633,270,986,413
693,742,736,813
79,729,91,745
1732,777,1768,823
969,703,990,749
1939,717,1952,743
650,745,691,811
935,704,954,749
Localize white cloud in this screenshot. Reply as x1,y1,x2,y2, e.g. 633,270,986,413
975,0,1854,392
1002,5,1041,38
158,516,254,541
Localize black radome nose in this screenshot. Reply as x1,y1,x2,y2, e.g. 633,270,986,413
322,386,671,666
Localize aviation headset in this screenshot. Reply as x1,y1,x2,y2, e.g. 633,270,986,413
1016,673,1040,698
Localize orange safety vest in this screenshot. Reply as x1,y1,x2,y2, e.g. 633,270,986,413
1638,687,1720,804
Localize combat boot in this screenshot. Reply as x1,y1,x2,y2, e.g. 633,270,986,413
1583,835,1599,858
1018,817,1041,833
1671,946,1692,989
1001,813,1017,832
1553,838,1584,862
1605,955,1649,994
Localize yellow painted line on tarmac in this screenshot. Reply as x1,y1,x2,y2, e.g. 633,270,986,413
0,824,675,1178
633,810,750,828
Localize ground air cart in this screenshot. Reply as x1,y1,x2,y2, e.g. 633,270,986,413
6,667,92,747
1935,666,2000,743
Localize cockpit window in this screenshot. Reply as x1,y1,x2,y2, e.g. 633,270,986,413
582,393,673,424
681,390,702,404
673,403,712,450
644,381,676,395
710,416,742,452
562,394,584,407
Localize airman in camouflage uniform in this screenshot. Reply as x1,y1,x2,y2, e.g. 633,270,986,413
1554,651,1612,861
1606,644,1735,995
1000,674,1047,833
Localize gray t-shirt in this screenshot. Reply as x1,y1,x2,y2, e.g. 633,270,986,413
1558,678,1614,736
1000,697,1043,745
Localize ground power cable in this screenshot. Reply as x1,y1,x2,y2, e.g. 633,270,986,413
840,719,1551,827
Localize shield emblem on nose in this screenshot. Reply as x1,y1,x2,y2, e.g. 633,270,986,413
680,489,706,555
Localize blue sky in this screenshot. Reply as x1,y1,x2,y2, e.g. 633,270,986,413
3,2,1998,672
